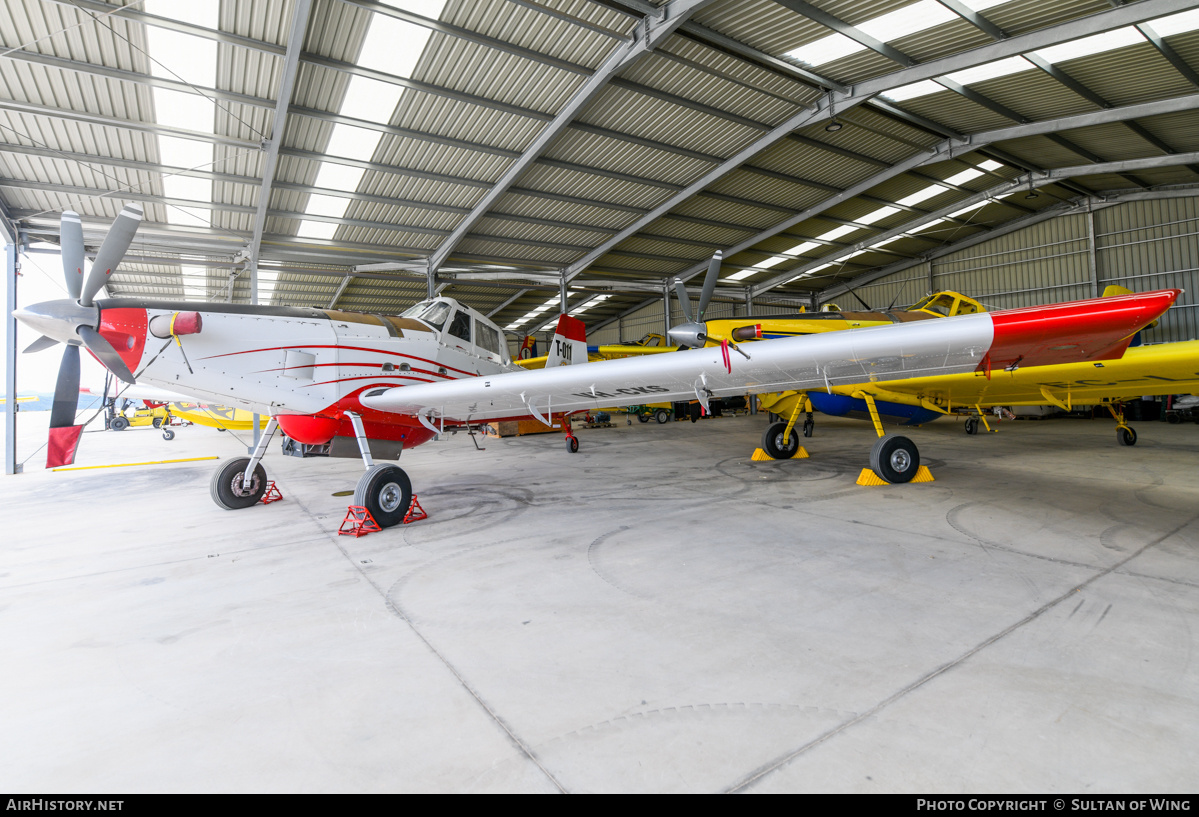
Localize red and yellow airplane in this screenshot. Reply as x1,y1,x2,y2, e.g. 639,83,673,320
12,204,1181,526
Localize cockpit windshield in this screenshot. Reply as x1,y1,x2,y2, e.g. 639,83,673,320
401,300,452,329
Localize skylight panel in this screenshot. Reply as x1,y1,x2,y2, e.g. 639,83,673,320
1034,28,1143,64
857,0,956,42
145,0,217,29
181,264,206,300
948,200,987,218
315,164,365,193
152,88,216,133
257,269,279,305
880,79,941,102
913,217,947,232
786,241,821,255
145,28,217,84
340,76,405,124
787,32,862,68
305,194,350,218
857,206,898,225
379,0,447,16
897,185,946,207
944,167,984,186
978,160,1003,171
1149,8,1199,37
358,14,434,77
162,175,211,202
818,224,858,241
299,221,338,240
945,55,1031,87
325,124,383,160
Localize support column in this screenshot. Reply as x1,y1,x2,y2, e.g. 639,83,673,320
559,272,568,313
1086,207,1100,298
5,241,18,475
663,281,672,338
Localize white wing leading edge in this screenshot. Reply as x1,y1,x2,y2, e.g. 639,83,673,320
359,291,1179,426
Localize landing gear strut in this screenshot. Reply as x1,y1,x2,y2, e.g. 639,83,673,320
860,392,921,484
345,410,412,527
1106,404,1137,446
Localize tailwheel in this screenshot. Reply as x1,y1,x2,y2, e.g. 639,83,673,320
353,464,412,528
566,435,579,453
869,435,920,484
211,457,267,509
802,418,814,438
1117,425,1137,446
162,428,175,441
964,417,979,435
762,421,800,459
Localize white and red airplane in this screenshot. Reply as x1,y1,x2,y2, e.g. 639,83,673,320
12,204,1180,527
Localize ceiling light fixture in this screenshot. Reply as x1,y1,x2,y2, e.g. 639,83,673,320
825,92,843,132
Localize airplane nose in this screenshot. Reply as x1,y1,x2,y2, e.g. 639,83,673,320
11,299,98,345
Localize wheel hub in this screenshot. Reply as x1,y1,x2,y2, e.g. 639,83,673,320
379,481,403,513
890,449,911,472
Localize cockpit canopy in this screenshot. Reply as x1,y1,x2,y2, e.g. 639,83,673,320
402,298,509,364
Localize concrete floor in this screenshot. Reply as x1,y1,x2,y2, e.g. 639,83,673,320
1,408,1197,793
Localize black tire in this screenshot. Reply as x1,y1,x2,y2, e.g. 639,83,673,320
1117,426,1137,446
152,417,163,428
654,409,669,424
1167,413,1180,424
566,435,579,453
869,435,920,484
110,416,129,431
353,464,412,528
638,413,650,424
802,419,814,438
162,429,175,441
761,421,800,459
689,403,702,423
210,457,268,510
965,417,979,435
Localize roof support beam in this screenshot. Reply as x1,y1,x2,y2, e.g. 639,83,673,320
427,0,722,274
561,0,1191,284
1137,23,1199,88
818,184,1199,303
245,0,312,306
757,150,1199,297
663,92,1199,291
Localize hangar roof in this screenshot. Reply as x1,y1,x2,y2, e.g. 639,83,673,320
3,0,1198,333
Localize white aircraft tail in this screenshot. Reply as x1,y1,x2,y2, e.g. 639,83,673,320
546,314,588,367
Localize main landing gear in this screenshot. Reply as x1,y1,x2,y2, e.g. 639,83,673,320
209,411,415,528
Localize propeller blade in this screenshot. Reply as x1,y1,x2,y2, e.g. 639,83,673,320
61,210,85,301
23,335,61,354
78,325,137,384
81,203,143,306
696,252,722,321
673,280,694,323
49,344,81,429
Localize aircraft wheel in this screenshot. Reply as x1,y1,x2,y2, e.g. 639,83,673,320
638,413,650,424
211,457,267,510
162,429,175,441
965,417,979,435
870,435,920,484
566,435,579,453
1117,426,1137,446
353,464,412,528
111,416,129,431
762,421,800,459
802,419,814,438
689,403,702,423
1167,413,1180,424
654,409,669,424
152,417,163,429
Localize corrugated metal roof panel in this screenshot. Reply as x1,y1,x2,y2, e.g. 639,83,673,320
1055,44,1198,108
891,89,1022,134
493,191,642,229
544,128,713,187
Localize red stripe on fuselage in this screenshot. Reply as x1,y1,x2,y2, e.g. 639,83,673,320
985,289,1180,370
197,344,476,378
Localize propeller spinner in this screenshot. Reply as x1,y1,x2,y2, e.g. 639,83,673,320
12,204,144,467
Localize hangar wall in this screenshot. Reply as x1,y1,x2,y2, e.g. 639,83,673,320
840,196,1199,344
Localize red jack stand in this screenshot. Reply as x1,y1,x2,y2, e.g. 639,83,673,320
403,495,428,524
259,481,284,504
339,505,382,537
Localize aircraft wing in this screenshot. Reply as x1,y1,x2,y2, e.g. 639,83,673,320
849,339,1199,409
361,290,1178,424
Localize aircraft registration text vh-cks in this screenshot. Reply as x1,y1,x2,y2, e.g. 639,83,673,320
12,203,1181,527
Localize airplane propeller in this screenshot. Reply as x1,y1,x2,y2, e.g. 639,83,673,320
13,204,144,466
668,251,723,349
